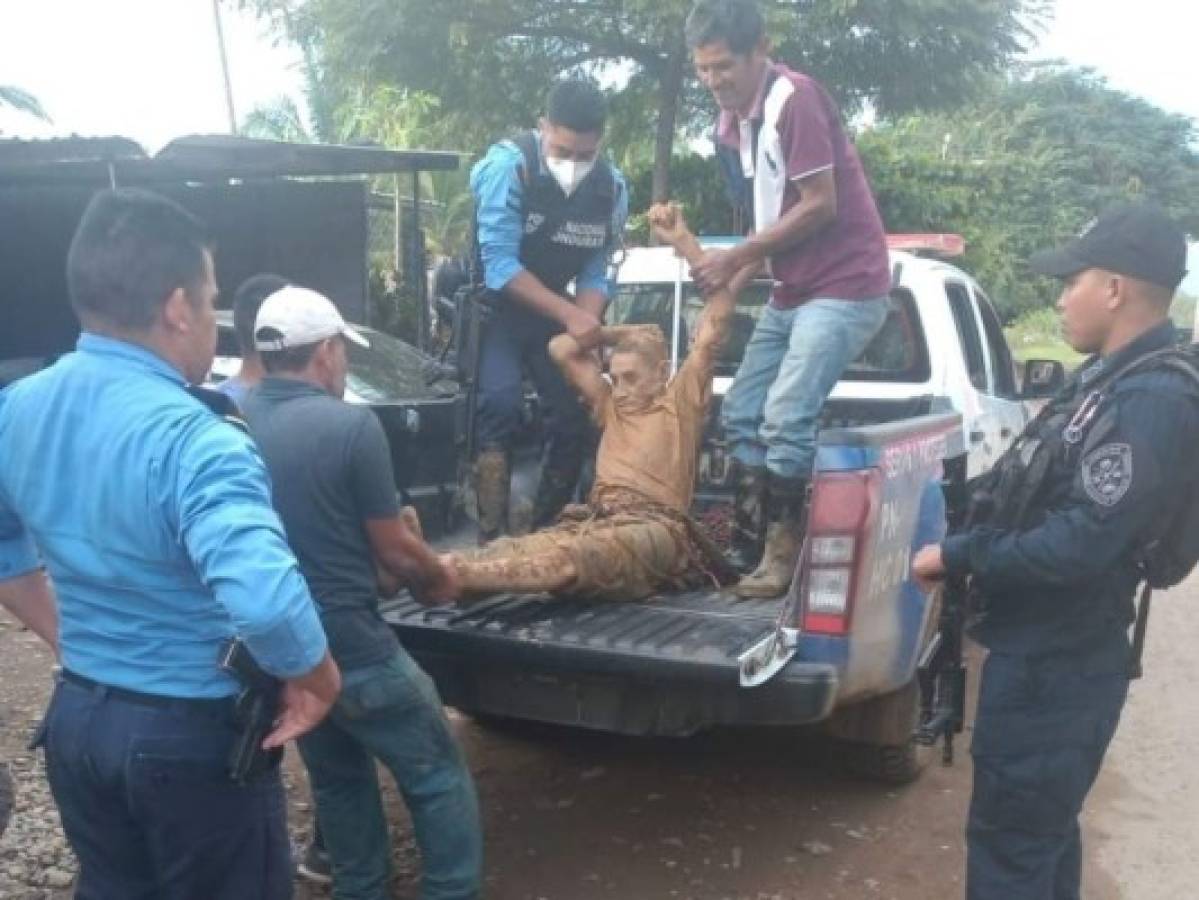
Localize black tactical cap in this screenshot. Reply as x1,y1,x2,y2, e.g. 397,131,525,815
1029,202,1188,291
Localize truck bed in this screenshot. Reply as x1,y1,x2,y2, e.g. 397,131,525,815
384,589,779,680
387,401,962,736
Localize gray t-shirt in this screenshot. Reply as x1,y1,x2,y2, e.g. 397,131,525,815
242,377,400,669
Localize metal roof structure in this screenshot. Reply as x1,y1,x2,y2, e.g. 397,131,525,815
0,134,461,187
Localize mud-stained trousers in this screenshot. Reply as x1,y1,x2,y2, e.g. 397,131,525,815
461,508,695,601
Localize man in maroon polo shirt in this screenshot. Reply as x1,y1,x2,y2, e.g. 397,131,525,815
684,0,892,597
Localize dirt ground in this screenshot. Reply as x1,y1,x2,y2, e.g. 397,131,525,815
2,576,1197,899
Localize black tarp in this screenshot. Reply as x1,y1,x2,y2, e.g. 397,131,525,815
0,179,369,361
0,134,459,186
0,135,460,363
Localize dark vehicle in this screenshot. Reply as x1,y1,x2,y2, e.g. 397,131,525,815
211,313,461,536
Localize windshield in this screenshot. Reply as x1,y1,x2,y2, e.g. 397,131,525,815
213,324,458,401
608,282,929,382
346,328,458,402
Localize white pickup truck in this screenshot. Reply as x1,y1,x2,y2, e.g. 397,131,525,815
609,240,1031,481
386,237,1060,783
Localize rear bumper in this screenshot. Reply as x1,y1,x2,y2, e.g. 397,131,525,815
411,647,839,737
387,594,839,736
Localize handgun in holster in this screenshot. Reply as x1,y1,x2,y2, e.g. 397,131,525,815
218,639,284,784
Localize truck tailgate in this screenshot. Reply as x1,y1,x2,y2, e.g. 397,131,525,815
385,591,841,735
383,590,779,682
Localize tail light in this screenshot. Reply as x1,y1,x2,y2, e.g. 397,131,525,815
798,470,880,635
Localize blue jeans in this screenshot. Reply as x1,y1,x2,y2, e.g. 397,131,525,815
297,648,482,900
40,676,291,900
967,644,1130,899
722,297,888,479
475,301,589,465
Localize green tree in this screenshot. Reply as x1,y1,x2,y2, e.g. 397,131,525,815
241,95,313,142
248,0,1046,200
858,67,1199,319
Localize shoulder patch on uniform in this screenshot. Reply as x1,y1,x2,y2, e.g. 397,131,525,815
1081,443,1133,507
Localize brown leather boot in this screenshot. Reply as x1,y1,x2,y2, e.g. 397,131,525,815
735,475,810,599
474,447,510,544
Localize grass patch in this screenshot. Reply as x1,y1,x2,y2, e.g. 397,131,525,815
1005,308,1084,369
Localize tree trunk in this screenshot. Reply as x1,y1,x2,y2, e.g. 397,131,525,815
651,27,687,206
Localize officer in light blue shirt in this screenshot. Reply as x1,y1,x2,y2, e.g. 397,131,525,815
0,188,341,898
468,79,629,542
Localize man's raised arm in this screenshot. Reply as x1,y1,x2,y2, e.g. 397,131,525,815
647,203,757,366
548,329,612,420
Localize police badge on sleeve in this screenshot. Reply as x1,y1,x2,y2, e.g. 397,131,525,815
1081,443,1133,507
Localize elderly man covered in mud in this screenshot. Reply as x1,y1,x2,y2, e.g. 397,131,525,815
449,203,755,600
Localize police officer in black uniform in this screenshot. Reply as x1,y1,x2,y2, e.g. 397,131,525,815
914,203,1199,899
468,79,629,541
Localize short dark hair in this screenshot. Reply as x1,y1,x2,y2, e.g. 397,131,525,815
232,273,288,355
546,80,607,135
259,334,320,375
67,188,210,330
685,0,765,54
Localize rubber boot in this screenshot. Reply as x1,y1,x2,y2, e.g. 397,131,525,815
735,475,810,599
474,447,510,545
531,457,583,530
726,462,769,575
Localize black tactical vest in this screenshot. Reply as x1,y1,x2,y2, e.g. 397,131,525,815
476,131,617,297
976,343,1199,586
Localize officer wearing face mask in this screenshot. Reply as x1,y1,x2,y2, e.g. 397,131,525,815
468,79,629,542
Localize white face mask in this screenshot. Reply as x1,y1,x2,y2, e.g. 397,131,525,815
544,156,596,197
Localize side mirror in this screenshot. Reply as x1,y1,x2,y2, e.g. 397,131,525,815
1019,359,1066,400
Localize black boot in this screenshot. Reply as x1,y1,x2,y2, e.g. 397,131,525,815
727,462,769,574
531,456,583,529
735,474,810,598
474,447,510,544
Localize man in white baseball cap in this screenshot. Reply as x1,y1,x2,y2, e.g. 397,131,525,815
255,285,370,350
242,286,483,898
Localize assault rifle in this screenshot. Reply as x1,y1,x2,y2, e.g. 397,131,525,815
913,461,974,765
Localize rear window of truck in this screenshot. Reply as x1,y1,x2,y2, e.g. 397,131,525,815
608,284,931,382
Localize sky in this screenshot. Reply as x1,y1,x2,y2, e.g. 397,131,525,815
3,0,1198,150
2,0,1197,288
0,1,302,150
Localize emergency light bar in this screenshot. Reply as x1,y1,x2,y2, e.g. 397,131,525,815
885,233,966,258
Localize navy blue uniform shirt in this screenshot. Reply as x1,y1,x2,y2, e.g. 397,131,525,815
943,321,1199,655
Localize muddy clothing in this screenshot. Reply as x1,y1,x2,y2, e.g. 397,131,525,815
462,346,735,600
591,342,711,512
473,488,732,601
